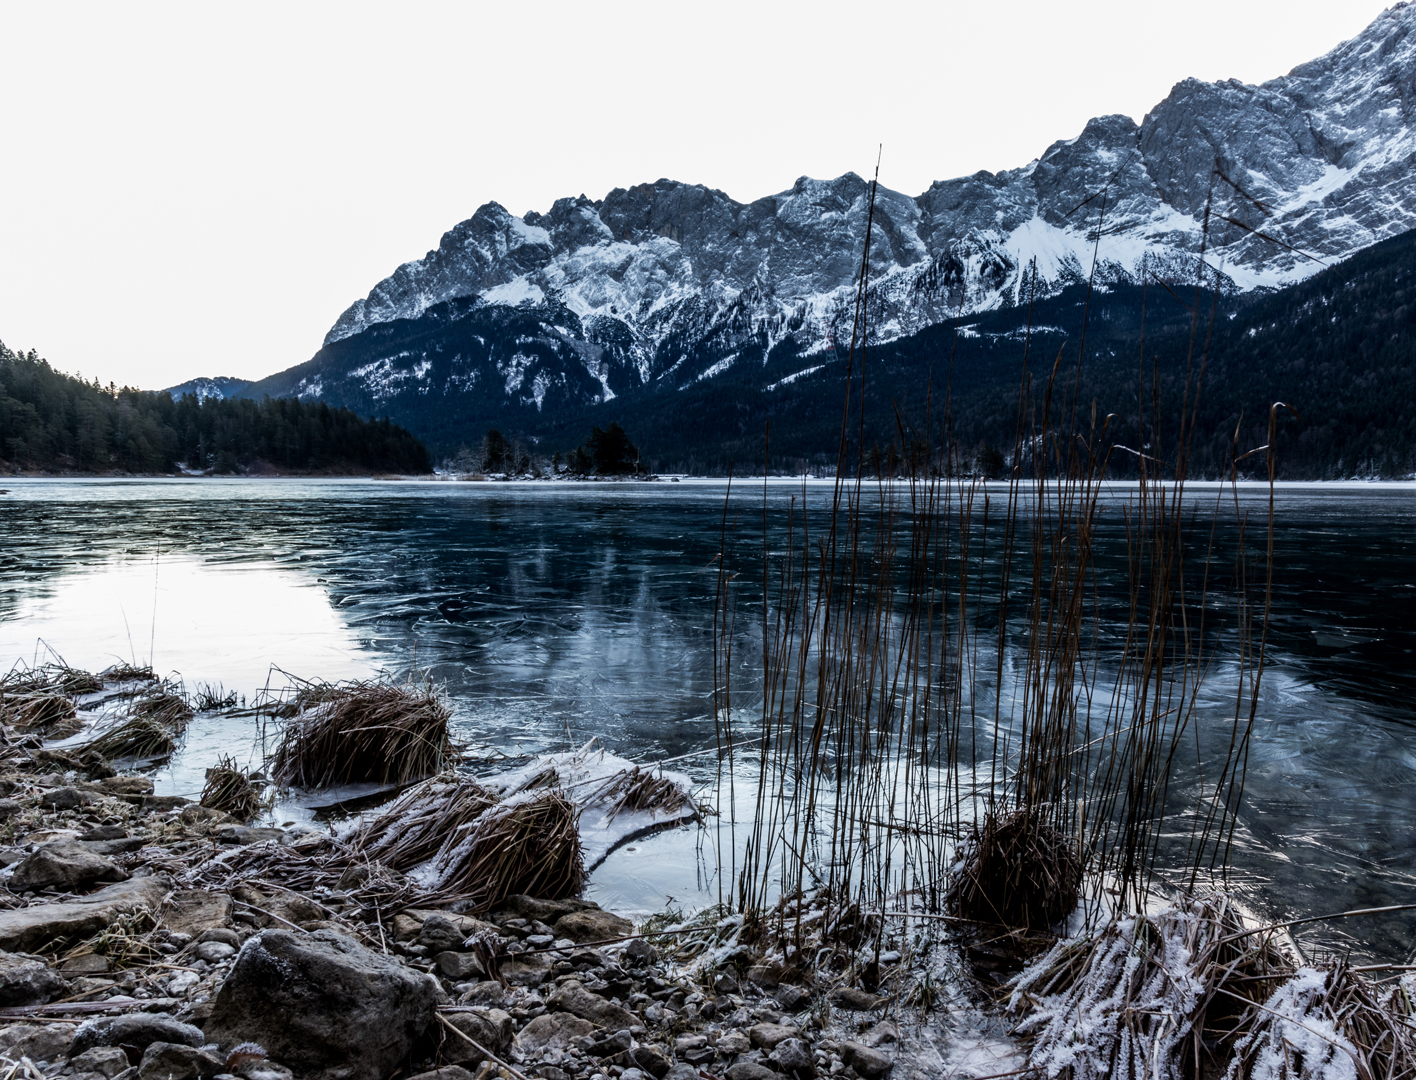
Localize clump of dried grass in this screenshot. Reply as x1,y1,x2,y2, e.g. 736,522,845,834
100,663,158,685
950,809,1083,931
1009,894,1292,1080
589,766,697,822
83,689,193,761
432,790,583,911
201,756,264,821
1223,962,1416,1080
347,773,498,872
1,692,77,733
271,678,451,789
193,683,239,711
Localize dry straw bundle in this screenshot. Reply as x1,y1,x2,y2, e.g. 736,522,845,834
950,809,1083,931
431,790,583,911
200,755,264,821
84,688,194,760
271,678,451,789
346,773,498,873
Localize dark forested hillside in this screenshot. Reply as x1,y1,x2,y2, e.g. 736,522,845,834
0,342,431,475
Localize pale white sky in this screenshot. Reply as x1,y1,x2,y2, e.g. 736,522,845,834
0,0,1393,390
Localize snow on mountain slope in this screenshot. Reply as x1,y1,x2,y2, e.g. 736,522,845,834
267,4,1416,422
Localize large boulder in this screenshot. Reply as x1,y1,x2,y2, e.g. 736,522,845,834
0,952,68,1005
0,876,171,952
204,929,438,1080
551,909,632,943
9,840,128,892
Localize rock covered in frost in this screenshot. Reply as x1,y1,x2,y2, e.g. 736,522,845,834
70,1015,205,1058
204,928,438,1080
0,952,68,1006
10,840,128,892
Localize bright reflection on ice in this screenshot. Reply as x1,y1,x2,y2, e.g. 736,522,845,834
0,555,375,701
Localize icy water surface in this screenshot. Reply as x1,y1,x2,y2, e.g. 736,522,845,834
0,478,1413,958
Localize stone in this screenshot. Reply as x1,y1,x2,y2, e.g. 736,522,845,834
0,1022,74,1063
725,1064,776,1080
214,826,285,846
861,1021,898,1048
626,1044,671,1078
99,777,154,797
0,799,23,819
748,1023,799,1051
137,1042,224,1080
83,837,149,856
197,928,240,947
70,1015,204,1058
71,1047,133,1079
547,980,639,1032
587,1029,632,1058
157,890,232,937
622,939,656,966
437,1008,513,1067
81,826,130,842
663,1068,700,1080
551,910,633,944
39,786,90,810
839,1042,893,1079
0,876,170,952
0,951,68,1005
144,796,192,812
515,1013,596,1054
419,915,464,954
409,1069,478,1080
204,929,438,1080
500,953,553,987
713,973,740,995
775,985,810,1010
674,1034,708,1054
9,839,128,892
744,962,782,988
459,982,510,1006
716,1030,751,1056
234,1063,293,1080
768,1038,815,1079
196,940,236,962
177,806,232,830
436,951,485,980
60,953,111,975
497,896,597,922
829,987,883,1011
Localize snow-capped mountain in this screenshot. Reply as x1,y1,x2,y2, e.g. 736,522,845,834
246,3,1416,440
165,376,251,402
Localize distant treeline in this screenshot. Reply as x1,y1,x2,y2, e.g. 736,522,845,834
0,342,431,475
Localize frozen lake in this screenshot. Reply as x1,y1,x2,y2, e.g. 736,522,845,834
1,477,1413,957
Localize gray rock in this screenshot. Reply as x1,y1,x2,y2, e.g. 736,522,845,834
0,876,171,952
499,952,552,987
748,1023,799,1050
233,1063,293,1080
438,1008,513,1066
39,786,90,810
768,1038,815,1079
408,1069,477,1080
204,929,438,1080
716,1030,751,1056
861,1021,898,1048
725,1064,776,1080
839,1041,894,1079
9,839,128,892
829,986,883,1011
551,909,633,944
587,1029,632,1058
136,1042,224,1080
435,951,485,980
0,1022,74,1063
622,939,656,966
195,941,235,962
0,799,25,819
70,1015,204,1058
157,890,232,938
515,1013,596,1054
215,826,285,846
663,1067,700,1080
71,1047,133,1079
418,915,463,954
80,826,129,842
626,1043,671,1079
0,951,68,1005
547,979,639,1032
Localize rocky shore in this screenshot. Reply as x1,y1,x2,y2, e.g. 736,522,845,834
0,725,931,1080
